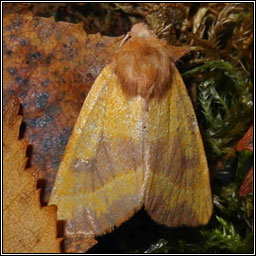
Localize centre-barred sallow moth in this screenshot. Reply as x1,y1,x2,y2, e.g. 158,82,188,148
49,23,213,252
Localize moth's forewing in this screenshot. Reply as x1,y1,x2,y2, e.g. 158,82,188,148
49,65,145,236
144,67,212,226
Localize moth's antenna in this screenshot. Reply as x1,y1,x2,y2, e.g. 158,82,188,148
157,23,172,37
119,32,131,47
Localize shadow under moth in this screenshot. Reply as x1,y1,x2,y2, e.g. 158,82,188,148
49,23,213,253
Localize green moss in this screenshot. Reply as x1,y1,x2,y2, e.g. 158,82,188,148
184,61,253,164
200,216,253,253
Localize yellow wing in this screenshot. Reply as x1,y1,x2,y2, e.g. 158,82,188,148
144,66,212,226
49,65,145,236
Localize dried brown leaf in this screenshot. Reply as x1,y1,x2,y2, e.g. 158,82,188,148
236,125,253,197
236,125,253,153
3,97,61,253
3,10,122,202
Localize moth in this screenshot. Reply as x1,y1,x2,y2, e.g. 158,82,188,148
49,23,212,252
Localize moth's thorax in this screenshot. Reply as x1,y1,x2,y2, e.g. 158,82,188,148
112,30,174,99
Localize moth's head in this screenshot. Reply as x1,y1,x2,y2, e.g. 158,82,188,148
130,23,155,39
